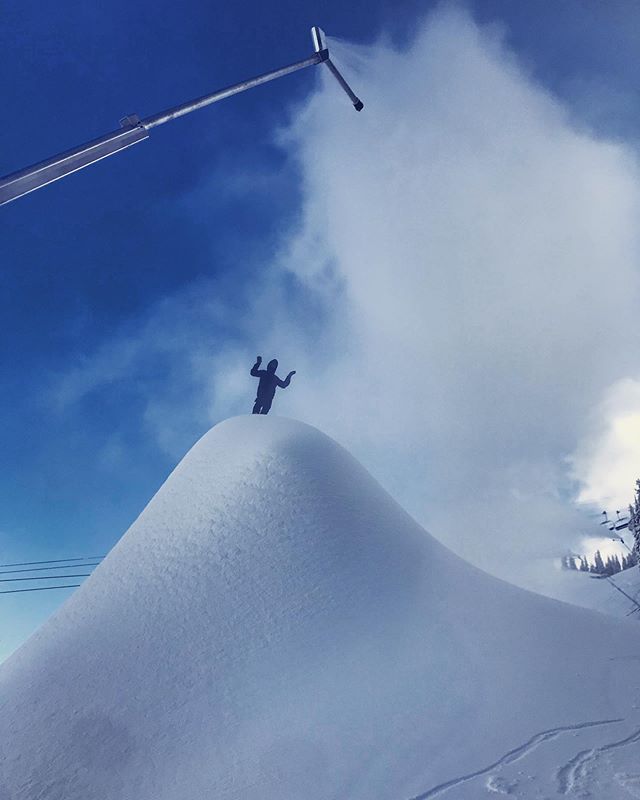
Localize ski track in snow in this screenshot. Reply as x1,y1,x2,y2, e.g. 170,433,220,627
556,723,640,795
407,719,622,800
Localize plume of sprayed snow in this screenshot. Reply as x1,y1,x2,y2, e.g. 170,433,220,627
569,377,640,511
264,8,640,587
54,7,640,590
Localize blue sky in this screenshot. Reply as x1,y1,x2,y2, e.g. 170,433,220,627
2,0,640,660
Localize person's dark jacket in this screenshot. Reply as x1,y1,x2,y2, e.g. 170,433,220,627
251,359,292,402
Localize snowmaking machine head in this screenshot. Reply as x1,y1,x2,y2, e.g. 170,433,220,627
311,26,364,112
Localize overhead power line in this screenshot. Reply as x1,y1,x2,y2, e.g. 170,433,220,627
0,556,105,569
0,574,92,583
0,555,103,597
0,584,82,595
0,563,101,576
606,577,640,615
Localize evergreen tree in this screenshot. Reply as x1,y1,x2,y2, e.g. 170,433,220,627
630,478,640,565
604,555,622,576
580,556,590,572
593,550,606,575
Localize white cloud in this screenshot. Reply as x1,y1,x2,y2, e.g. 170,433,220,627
52,7,640,589
570,378,640,511
580,536,629,564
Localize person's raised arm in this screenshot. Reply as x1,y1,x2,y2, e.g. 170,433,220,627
250,356,264,377
277,370,296,388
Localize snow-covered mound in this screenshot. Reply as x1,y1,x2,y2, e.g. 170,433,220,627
542,566,640,621
1,416,640,800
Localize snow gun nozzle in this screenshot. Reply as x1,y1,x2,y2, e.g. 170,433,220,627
311,26,327,54
310,26,364,112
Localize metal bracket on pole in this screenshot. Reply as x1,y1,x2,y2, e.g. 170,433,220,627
0,125,149,206
0,27,363,207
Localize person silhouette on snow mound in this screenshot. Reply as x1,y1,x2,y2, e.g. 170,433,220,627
250,356,295,415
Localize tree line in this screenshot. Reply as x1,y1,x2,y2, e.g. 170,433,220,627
562,550,637,576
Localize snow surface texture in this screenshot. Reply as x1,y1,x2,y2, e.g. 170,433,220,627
1,416,640,799
545,566,640,622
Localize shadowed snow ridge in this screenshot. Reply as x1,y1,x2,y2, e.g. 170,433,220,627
0,416,639,799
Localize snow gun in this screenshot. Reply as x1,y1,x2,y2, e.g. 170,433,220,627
0,26,363,206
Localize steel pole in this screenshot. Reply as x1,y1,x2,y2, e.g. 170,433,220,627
0,124,148,206
0,53,324,207
0,26,363,207
143,54,323,129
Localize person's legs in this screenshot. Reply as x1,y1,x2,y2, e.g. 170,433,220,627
252,398,261,414
260,398,272,414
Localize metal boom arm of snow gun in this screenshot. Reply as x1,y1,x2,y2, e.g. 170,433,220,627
0,27,363,207
311,27,364,111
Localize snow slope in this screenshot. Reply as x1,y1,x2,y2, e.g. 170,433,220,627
541,566,640,622
1,416,640,799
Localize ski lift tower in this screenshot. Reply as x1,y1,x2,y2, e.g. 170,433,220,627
0,27,363,206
